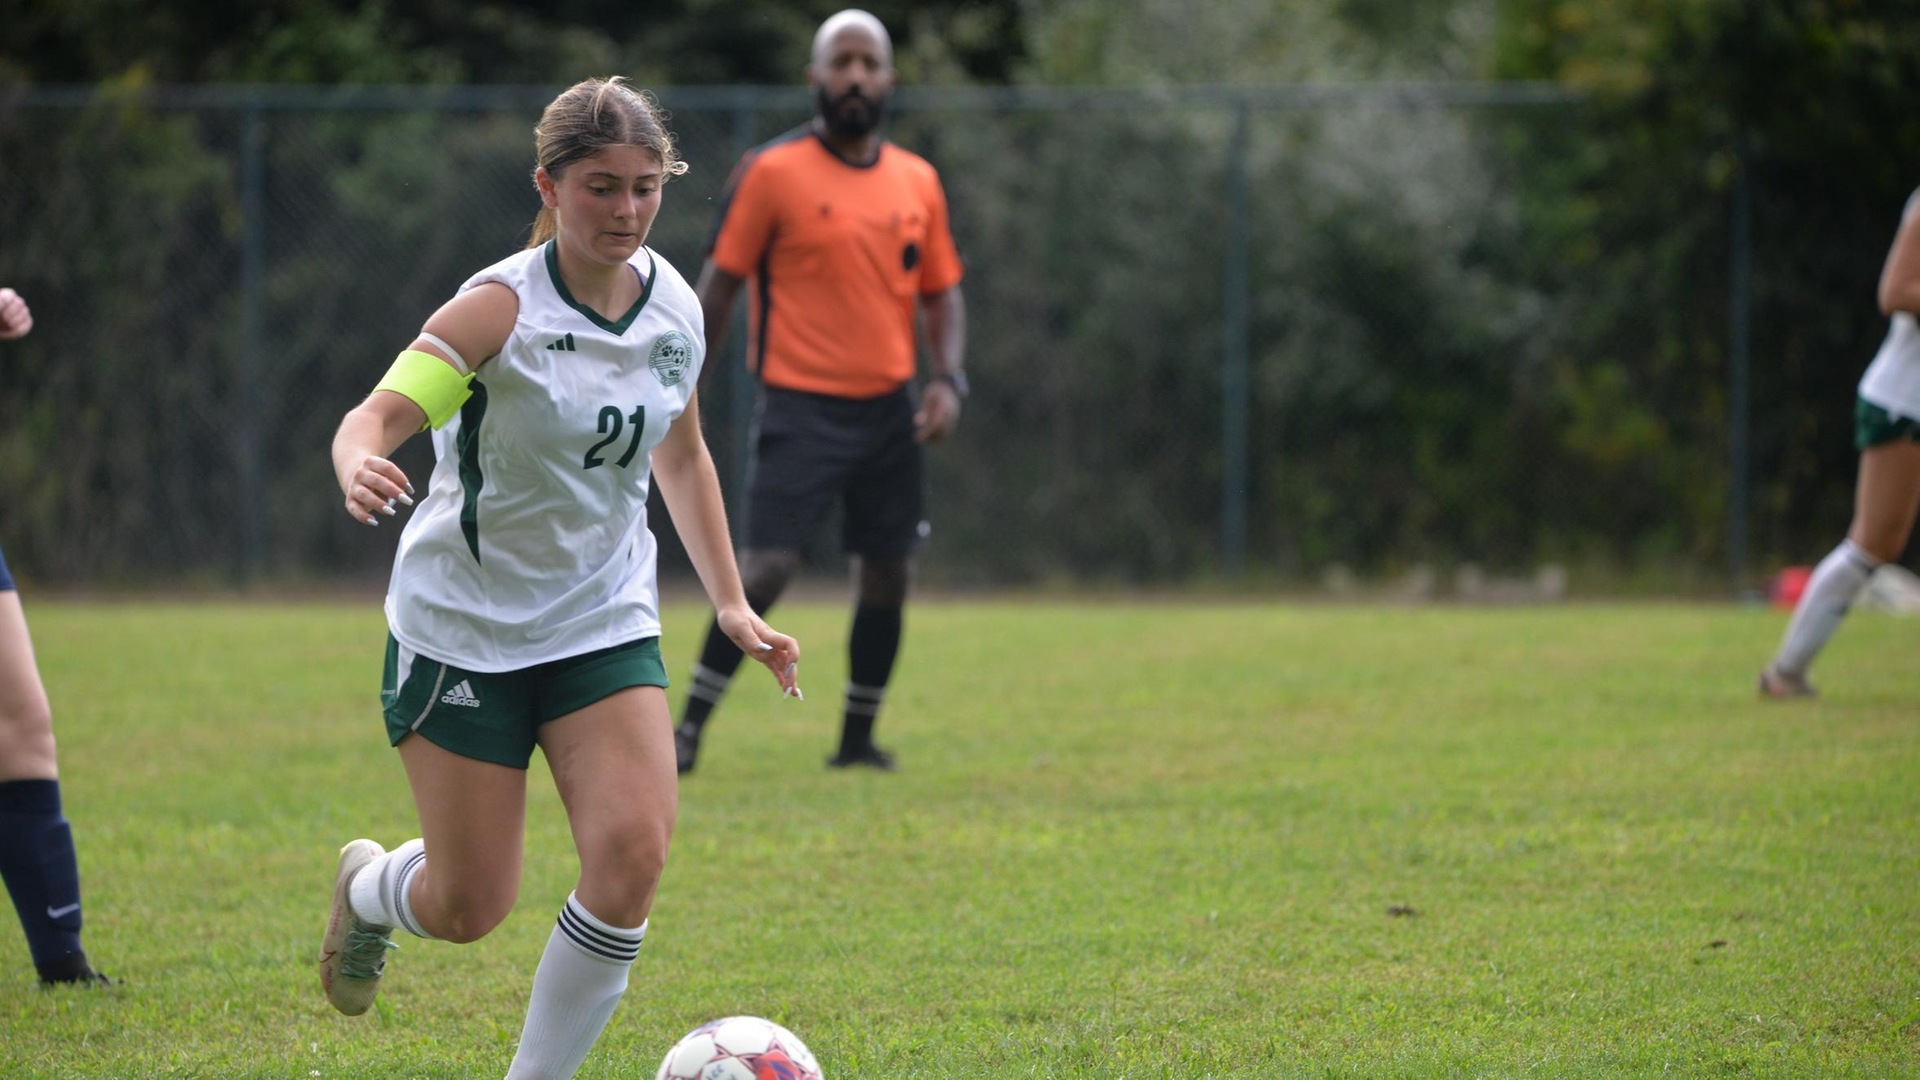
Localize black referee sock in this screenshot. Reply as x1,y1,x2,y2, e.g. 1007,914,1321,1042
840,603,903,756
0,779,88,978
680,621,746,732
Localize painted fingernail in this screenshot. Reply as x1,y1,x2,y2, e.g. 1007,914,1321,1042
379,503,397,516
405,483,416,495
366,516,380,526
396,492,415,506
784,662,797,677
756,643,773,651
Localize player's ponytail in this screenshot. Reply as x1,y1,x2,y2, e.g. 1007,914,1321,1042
527,206,557,249
526,77,691,250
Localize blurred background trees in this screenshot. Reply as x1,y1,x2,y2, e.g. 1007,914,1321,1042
0,0,1914,592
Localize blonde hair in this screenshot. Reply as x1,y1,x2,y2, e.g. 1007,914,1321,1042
526,77,690,249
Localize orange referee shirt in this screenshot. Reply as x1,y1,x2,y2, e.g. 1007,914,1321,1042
706,128,965,400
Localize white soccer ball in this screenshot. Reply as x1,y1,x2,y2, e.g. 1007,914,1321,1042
655,1015,824,1080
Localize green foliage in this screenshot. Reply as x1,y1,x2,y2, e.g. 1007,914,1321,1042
1490,0,1920,564
3,599,1918,1076
0,0,1029,88
0,2,1914,585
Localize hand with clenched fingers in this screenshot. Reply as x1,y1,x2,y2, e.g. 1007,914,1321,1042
0,288,33,340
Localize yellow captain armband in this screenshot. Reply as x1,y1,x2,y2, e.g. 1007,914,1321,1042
372,349,476,430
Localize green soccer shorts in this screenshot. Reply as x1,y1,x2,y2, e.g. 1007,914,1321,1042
381,634,669,768
1854,396,1920,451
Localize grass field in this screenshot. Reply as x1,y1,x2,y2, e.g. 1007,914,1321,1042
1,598,1917,1078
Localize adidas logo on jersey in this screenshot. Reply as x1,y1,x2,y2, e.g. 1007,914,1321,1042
545,333,578,352
440,680,482,708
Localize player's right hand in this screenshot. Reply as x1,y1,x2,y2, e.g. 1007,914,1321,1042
341,455,415,526
0,288,33,340
914,379,962,442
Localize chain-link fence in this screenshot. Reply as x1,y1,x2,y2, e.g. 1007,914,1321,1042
0,82,1808,593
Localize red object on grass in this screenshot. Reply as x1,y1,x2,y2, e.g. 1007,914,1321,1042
1769,565,1812,609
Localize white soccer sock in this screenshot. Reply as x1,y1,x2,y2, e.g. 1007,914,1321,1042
1773,540,1879,678
347,838,435,938
506,893,646,1080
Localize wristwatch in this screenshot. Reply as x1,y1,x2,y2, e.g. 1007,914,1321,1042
930,371,970,400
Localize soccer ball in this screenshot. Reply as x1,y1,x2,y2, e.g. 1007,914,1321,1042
655,1015,824,1080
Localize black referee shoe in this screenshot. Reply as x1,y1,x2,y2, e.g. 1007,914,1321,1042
674,723,703,775
826,745,898,771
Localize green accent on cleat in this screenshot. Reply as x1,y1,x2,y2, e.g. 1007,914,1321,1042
318,839,395,1016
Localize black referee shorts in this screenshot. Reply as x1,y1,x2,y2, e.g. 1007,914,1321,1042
740,384,928,558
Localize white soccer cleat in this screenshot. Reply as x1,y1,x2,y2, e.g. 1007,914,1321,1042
318,839,395,1016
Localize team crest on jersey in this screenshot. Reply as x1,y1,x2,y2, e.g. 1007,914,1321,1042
649,331,692,386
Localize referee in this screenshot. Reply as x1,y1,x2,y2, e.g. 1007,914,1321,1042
676,8,968,773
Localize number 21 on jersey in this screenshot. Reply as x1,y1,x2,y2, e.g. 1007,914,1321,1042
584,405,647,470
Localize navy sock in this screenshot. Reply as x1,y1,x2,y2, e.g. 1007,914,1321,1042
0,779,87,976
841,603,903,755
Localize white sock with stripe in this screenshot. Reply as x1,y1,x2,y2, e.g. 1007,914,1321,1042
1773,539,1879,678
347,838,435,938
506,892,646,1080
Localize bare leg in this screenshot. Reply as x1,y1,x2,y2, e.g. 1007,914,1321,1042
0,592,56,781
0,592,104,983
1847,439,1920,561
394,736,528,942
507,686,675,1079
542,686,676,925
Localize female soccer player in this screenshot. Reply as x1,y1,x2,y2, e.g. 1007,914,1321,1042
319,78,801,1079
1760,186,1920,696
0,286,111,987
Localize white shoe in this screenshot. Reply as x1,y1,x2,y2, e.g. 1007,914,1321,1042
318,839,395,1016
1758,665,1817,700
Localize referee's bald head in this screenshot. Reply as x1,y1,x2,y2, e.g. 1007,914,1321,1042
811,9,893,69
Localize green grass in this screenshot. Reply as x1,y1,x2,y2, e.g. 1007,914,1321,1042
2,598,1917,1078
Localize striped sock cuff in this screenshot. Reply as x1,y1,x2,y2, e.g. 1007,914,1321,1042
556,893,646,966
844,681,887,717
390,840,433,940
687,663,735,706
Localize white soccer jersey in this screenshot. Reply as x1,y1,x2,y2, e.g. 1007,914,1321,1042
385,241,704,672
1858,188,1920,420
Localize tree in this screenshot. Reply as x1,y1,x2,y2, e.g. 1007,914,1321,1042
1490,0,1920,570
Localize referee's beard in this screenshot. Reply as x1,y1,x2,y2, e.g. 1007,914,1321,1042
815,85,888,140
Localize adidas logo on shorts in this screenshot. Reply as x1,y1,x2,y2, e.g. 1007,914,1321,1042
440,679,482,708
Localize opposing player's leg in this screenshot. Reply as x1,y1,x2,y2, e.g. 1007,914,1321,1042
0,582,108,987
510,683,675,1080
1764,429,1920,695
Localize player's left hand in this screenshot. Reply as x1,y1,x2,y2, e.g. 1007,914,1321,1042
718,605,803,700
914,380,962,443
